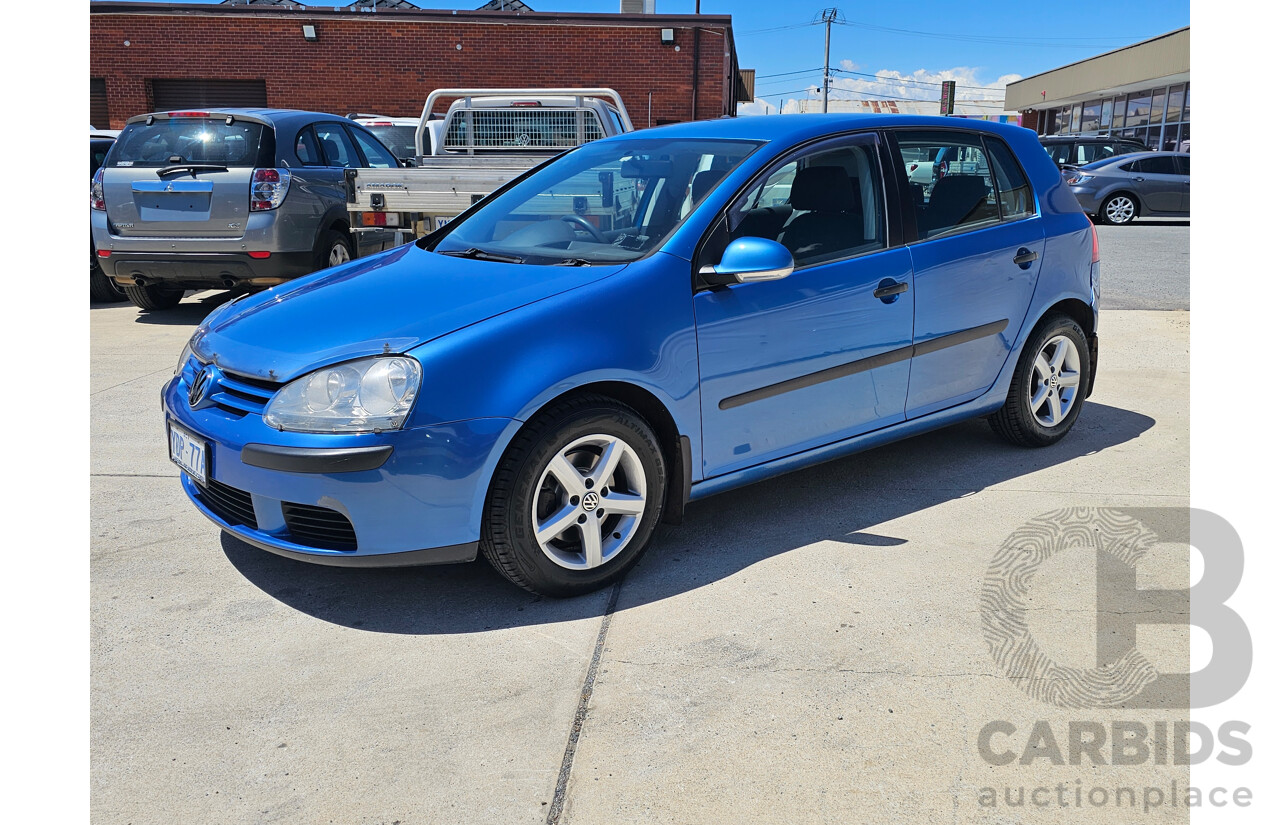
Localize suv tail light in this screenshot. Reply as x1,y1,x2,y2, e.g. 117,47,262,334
91,168,105,211
250,168,292,211
1090,223,1100,263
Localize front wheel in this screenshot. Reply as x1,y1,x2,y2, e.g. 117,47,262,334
1099,193,1137,225
123,283,185,310
989,314,1091,448
481,396,667,597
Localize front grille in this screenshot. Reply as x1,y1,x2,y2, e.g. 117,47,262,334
209,371,278,417
282,502,357,551
195,479,258,530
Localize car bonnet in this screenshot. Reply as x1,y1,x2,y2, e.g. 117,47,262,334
190,243,624,383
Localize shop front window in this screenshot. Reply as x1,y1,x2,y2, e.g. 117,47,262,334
1151,89,1167,124
1070,103,1083,132
1080,100,1103,133
1111,97,1126,129
1166,85,1185,123
1100,99,1114,132
1126,91,1152,128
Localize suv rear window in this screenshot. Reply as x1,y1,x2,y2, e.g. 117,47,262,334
111,118,266,168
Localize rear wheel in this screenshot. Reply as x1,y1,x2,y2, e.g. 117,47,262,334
123,283,185,311
481,396,667,597
89,253,125,303
989,313,1090,447
315,230,353,272
1099,193,1137,225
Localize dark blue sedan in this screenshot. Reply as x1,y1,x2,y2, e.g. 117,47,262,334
165,114,1101,597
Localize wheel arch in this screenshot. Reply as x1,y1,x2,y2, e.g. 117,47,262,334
1101,189,1142,219
1034,297,1098,397
507,381,691,527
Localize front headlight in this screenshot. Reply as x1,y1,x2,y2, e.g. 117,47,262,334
175,342,193,376
263,356,422,433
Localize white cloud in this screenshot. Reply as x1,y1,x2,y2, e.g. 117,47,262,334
736,99,776,116
755,65,1022,116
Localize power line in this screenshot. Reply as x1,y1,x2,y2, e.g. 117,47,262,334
834,18,1140,49
830,67,1001,92
754,67,825,80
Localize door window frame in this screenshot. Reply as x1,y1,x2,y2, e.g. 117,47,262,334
692,129,904,291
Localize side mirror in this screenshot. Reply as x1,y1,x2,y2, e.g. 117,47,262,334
699,237,795,286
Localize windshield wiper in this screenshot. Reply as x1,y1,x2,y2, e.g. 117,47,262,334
439,247,525,264
553,258,595,267
157,163,229,177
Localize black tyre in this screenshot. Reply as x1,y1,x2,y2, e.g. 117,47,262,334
480,395,667,597
315,229,353,272
89,254,125,303
123,283,185,311
989,313,1091,448
1098,192,1138,225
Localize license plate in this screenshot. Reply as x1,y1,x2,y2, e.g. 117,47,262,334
169,421,209,485
434,216,453,230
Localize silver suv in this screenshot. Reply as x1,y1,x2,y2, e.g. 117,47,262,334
91,108,401,310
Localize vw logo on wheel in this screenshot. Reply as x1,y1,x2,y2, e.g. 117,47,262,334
188,365,217,409
582,492,600,512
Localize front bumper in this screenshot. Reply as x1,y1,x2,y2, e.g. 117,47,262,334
163,372,512,566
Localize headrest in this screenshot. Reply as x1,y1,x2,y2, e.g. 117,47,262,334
790,166,856,212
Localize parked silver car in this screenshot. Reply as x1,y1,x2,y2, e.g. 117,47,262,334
91,108,401,310
1063,151,1189,225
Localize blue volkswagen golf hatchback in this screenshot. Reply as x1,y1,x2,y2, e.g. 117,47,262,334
165,115,1100,597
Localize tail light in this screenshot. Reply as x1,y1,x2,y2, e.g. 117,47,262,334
360,211,400,227
1090,223,1100,263
91,168,105,210
250,168,292,211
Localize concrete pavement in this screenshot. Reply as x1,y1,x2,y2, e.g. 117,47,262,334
91,287,1190,823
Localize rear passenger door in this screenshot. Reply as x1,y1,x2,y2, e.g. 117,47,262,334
694,132,914,478
889,129,1044,418
1126,155,1184,212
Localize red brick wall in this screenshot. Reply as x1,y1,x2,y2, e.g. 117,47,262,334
89,9,735,129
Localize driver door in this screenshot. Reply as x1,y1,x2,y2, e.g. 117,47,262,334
694,133,915,479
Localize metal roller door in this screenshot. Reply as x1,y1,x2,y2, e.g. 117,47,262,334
151,79,268,110
90,79,109,128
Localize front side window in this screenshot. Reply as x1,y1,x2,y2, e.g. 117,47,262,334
893,130,999,240
430,137,759,265
348,127,399,168
313,123,360,168
702,138,886,270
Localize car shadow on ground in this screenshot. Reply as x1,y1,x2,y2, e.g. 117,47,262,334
222,400,1156,635
130,290,246,325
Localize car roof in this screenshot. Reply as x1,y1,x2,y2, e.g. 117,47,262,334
122,108,358,129
598,113,1034,145
1040,135,1146,143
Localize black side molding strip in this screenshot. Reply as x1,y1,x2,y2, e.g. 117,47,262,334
718,319,1009,410
241,443,393,474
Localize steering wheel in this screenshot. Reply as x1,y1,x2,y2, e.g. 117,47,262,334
560,214,606,243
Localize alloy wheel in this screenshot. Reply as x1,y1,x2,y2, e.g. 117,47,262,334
531,434,648,570
1028,335,1082,428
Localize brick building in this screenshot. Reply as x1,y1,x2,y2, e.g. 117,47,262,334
89,1,749,130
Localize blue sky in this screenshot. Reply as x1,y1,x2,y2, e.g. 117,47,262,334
135,1,1191,113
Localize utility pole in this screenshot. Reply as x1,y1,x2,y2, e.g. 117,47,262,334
817,8,841,113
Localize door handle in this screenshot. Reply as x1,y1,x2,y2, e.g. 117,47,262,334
873,279,909,303
1013,248,1038,267
1134,176,1145,182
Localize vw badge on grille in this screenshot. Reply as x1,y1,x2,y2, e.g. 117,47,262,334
188,365,216,408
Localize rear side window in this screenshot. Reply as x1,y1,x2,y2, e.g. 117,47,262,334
893,130,999,240
111,118,265,167
313,123,360,168
1130,156,1179,175
1043,143,1073,165
985,138,1035,221
347,127,399,168
1176,156,1190,175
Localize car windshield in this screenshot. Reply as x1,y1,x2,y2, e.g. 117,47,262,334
429,137,762,265
365,124,417,160
111,118,266,168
